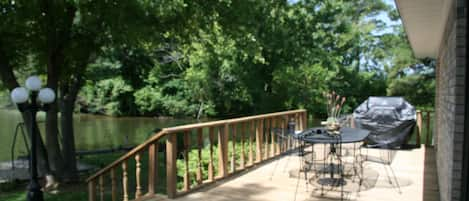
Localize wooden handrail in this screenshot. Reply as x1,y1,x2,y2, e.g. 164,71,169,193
87,109,305,182
86,109,307,201
163,109,306,133
86,130,168,182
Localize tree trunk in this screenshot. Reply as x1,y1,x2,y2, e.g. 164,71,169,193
45,51,66,180
60,98,78,181
59,77,83,181
45,100,65,177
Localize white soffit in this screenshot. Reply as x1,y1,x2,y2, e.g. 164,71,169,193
395,0,451,58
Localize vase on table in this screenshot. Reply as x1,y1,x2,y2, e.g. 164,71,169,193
323,91,347,135
321,117,341,135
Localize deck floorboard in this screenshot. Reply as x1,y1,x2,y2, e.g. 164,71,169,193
151,146,439,201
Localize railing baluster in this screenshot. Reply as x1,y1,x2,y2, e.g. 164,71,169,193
240,122,246,169
88,180,96,201
271,117,276,157
249,120,254,165
286,115,291,150
231,124,236,173
111,168,117,201
196,128,203,184
264,118,270,159
183,130,191,191
426,111,431,146
122,162,128,201
135,153,142,198
417,110,422,145
147,144,156,195
275,117,281,155
208,127,215,181
256,119,263,162
99,175,104,201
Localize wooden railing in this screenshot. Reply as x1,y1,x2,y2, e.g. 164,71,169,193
86,109,307,201
416,110,434,147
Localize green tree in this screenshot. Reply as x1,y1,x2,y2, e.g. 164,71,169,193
0,0,183,181
380,27,436,107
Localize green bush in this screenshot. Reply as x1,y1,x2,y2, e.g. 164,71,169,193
79,77,134,116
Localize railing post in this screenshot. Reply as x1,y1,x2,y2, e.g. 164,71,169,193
218,124,228,177
147,144,156,195
196,128,203,184
166,133,177,198
88,180,96,201
183,131,191,191
416,110,422,145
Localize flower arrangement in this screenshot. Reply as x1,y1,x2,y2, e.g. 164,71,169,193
322,91,346,134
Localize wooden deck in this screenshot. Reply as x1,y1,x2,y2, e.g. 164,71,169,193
150,146,439,201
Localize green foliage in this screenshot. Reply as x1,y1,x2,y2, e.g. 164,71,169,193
176,145,219,189
382,28,436,107
80,77,134,116
387,75,435,107
3,0,434,118
176,140,255,189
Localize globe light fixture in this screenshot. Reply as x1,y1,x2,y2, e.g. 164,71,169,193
38,88,55,104
25,76,42,91
11,87,29,104
10,75,55,201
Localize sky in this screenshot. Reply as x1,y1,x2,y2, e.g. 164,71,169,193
287,0,402,35
376,0,402,34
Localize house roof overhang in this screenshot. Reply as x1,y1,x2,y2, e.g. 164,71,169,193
395,0,452,59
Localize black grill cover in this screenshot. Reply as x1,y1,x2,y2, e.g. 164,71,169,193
353,97,416,148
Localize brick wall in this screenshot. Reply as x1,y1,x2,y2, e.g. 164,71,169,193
435,0,466,200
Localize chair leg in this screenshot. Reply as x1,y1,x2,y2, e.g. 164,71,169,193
386,164,402,194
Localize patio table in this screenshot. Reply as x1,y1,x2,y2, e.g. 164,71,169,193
296,127,370,200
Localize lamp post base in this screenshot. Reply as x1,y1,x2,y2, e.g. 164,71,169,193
27,180,44,201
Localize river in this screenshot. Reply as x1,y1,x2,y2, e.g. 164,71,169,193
0,109,198,162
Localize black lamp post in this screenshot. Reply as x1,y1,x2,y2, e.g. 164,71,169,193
10,76,56,201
